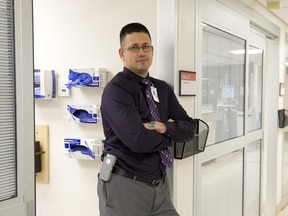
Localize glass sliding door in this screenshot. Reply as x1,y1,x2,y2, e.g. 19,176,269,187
198,21,264,216
282,35,288,207
246,140,261,216
247,45,263,132
202,24,246,145
282,132,288,202
201,149,244,216
244,41,263,216
200,23,246,216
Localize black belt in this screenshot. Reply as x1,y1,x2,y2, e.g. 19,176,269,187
113,167,162,186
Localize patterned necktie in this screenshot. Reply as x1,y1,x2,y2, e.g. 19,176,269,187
142,78,173,168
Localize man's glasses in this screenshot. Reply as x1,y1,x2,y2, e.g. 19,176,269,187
123,45,153,53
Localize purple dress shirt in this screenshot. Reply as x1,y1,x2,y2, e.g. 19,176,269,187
100,67,196,179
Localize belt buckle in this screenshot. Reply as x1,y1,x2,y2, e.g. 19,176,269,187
151,179,159,186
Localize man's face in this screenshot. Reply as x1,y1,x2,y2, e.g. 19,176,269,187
119,32,153,77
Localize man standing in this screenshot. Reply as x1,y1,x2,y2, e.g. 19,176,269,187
98,22,196,216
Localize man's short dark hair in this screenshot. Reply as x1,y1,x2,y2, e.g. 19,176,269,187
120,23,151,48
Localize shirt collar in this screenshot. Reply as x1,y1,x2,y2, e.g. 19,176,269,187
122,67,150,84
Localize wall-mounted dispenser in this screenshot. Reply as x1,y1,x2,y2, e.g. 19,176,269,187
278,109,288,128
65,68,107,89
64,138,103,160
35,141,43,173
67,104,100,124
34,69,56,99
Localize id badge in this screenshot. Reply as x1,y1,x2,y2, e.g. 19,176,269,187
151,86,160,103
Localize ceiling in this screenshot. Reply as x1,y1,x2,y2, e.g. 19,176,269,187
258,0,288,24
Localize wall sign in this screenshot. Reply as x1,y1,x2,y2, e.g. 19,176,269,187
280,82,285,96
179,70,196,96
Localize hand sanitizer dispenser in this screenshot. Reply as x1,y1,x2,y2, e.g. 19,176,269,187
34,69,56,99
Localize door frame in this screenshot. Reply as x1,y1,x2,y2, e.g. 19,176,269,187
0,0,35,215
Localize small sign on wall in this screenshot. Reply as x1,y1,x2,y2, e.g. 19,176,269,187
179,70,196,96
280,82,285,96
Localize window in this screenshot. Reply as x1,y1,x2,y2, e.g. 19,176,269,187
246,140,261,216
247,45,263,132
201,149,243,216
0,0,17,201
202,24,246,145
282,36,288,203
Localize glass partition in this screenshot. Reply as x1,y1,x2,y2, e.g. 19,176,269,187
247,46,263,132
282,35,288,203
201,149,243,216
246,140,261,216
282,130,288,200
202,24,246,145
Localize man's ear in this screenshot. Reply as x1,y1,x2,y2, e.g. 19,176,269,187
119,48,125,61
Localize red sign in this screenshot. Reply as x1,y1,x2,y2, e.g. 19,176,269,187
181,72,196,81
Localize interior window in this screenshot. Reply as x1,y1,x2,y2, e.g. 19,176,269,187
247,45,263,132
0,0,17,202
202,23,246,145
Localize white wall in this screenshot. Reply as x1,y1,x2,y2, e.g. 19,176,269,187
33,1,157,216
174,0,196,215
34,0,288,216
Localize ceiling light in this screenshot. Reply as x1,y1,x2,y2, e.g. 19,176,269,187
229,49,263,55
266,1,282,9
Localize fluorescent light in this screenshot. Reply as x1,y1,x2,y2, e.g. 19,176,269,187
230,49,245,54
229,49,263,55
267,1,281,9
249,49,263,54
